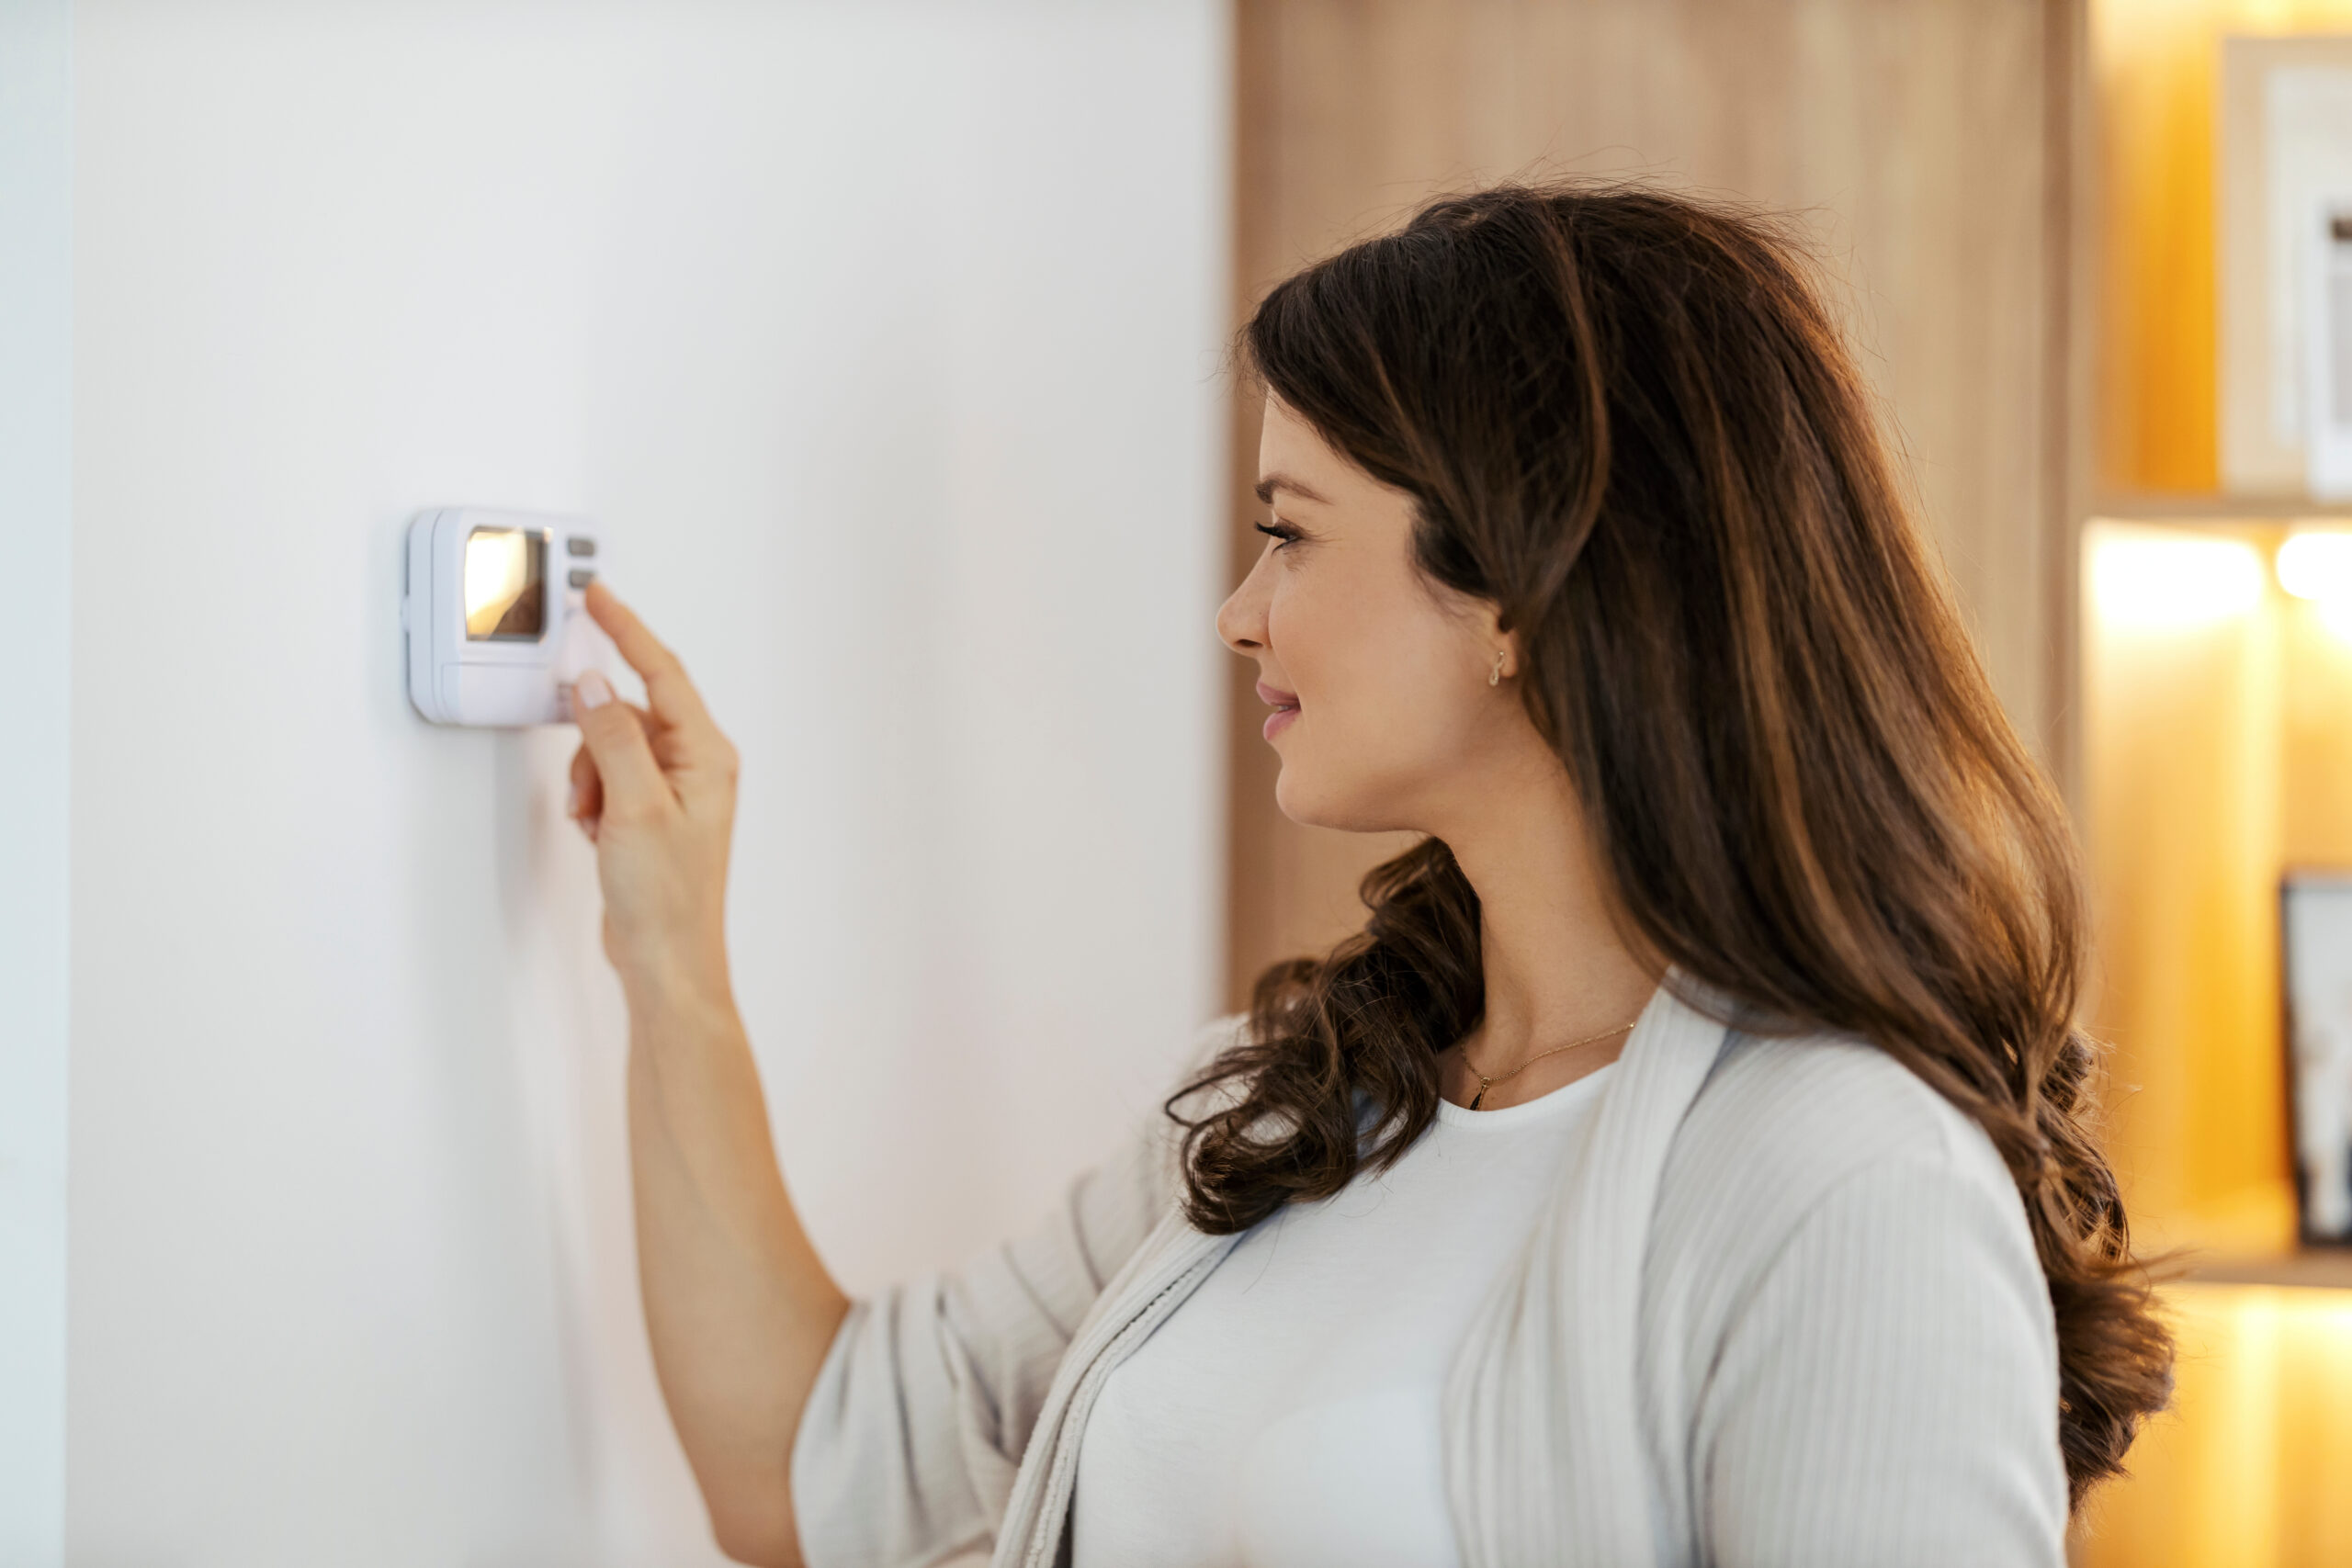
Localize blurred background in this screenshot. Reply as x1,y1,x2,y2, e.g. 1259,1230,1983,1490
7,0,2352,1563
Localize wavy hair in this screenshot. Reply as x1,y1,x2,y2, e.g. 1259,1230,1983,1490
1176,182,2171,1506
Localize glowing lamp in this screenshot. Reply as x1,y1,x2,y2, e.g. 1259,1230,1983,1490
2092,534,2266,627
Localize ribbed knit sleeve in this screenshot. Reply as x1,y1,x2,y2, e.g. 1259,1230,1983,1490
787,1120,1168,1568
787,1021,1238,1568
1687,1136,2068,1564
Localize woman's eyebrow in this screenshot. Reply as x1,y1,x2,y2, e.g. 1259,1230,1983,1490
1254,472,1330,506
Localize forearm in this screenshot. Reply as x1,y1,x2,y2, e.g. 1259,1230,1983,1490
627,970,849,1567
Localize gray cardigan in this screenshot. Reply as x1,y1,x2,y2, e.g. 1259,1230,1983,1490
790,978,2069,1567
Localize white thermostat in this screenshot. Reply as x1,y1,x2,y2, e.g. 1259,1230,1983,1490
402,507,613,726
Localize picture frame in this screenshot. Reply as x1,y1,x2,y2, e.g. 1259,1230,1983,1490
2219,36,2352,494
2279,871,2352,1246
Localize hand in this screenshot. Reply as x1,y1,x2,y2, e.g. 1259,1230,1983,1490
565,579,741,1004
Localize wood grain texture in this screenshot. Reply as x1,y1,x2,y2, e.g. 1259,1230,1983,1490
1227,0,2069,1004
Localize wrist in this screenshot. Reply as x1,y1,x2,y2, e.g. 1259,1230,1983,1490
617,942,737,1021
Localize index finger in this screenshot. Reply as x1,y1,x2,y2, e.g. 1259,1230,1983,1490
583,578,714,731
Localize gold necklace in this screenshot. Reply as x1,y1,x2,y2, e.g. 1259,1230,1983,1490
1463,1019,1638,1111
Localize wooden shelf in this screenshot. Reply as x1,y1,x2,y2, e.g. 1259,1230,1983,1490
2089,492,2352,523
2179,1249,2352,1289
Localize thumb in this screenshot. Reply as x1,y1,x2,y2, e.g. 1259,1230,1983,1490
572,670,668,819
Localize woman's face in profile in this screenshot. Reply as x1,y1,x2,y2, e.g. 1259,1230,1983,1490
1217,395,1539,836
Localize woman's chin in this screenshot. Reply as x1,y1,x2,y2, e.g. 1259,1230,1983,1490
1272,765,1402,836
1270,764,1334,829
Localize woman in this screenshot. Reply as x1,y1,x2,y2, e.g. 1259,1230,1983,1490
564,184,2174,1568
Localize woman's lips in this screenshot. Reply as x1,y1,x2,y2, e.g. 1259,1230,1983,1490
1257,680,1300,740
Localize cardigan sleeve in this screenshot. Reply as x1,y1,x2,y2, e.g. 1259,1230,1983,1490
788,1021,1238,1568
787,1113,1171,1568
1690,1149,2069,1567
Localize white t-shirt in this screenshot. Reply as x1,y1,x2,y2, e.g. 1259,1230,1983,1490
1068,1063,1616,1568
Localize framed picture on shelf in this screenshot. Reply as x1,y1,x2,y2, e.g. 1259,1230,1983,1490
2220,36,2352,495
2280,872,2352,1245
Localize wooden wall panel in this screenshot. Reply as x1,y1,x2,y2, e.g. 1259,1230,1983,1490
1227,0,2073,1002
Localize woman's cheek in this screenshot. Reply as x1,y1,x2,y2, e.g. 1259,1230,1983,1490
1266,588,1317,692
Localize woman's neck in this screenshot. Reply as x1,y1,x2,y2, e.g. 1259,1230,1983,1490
1435,755,1660,1103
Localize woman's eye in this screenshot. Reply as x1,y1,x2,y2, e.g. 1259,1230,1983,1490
1254,521,1301,549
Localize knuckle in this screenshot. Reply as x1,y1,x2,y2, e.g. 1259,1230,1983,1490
598,791,662,831
600,805,652,835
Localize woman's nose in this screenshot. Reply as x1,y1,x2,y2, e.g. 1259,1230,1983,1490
1217,552,1271,654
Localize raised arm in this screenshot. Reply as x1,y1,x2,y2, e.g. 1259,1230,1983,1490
568,581,845,1567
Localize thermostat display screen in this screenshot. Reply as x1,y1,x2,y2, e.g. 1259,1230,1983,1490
464,527,546,641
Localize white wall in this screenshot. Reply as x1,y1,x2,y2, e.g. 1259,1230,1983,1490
64,4,1227,1563
0,3,73,1562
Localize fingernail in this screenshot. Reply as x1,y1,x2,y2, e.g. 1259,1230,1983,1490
575,670,614,711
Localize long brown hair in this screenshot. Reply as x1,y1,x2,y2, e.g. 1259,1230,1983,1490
1179,182,2170,1506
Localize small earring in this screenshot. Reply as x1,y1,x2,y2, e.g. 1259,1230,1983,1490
1489,650,1506,687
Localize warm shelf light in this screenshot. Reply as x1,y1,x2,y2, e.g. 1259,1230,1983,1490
2277,528,2352,602
2091,532,2266,626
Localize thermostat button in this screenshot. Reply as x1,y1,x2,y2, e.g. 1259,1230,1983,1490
566,537,595,557
568,568,594,589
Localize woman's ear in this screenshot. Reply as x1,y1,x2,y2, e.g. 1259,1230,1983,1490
1473,601,1524,683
